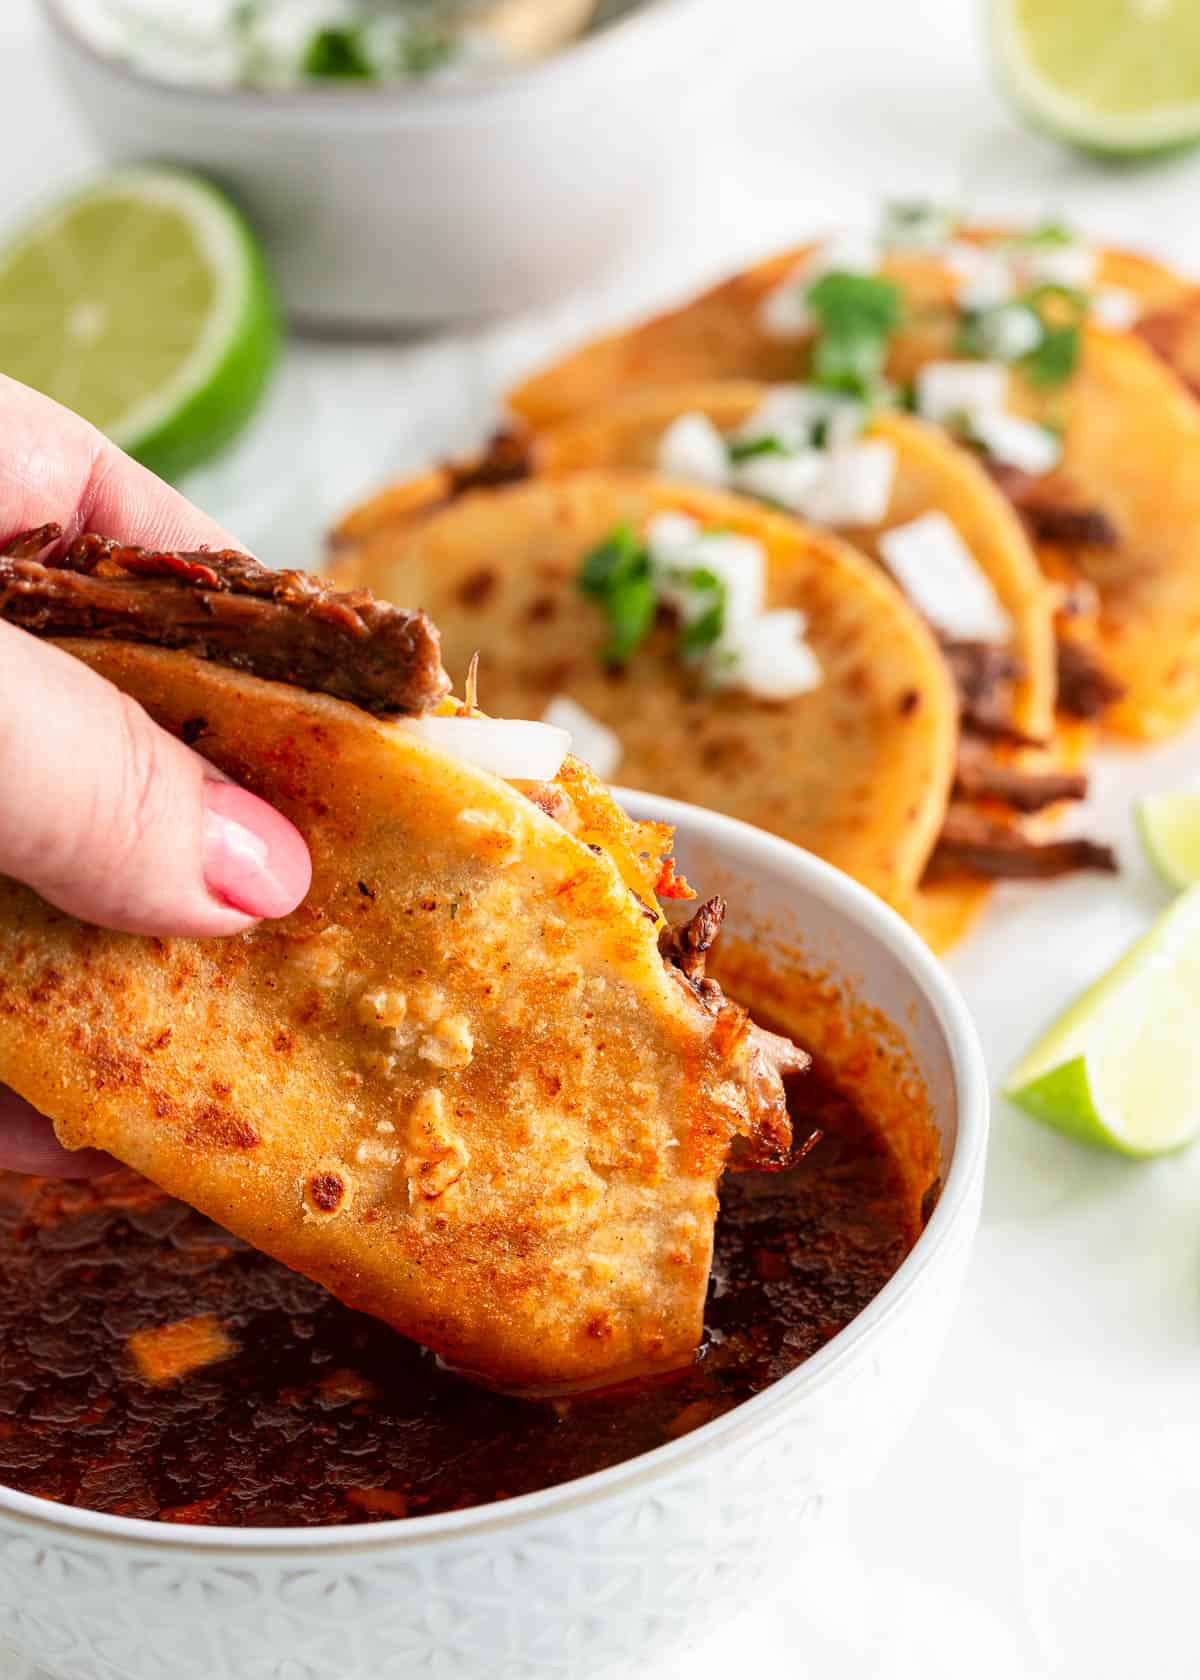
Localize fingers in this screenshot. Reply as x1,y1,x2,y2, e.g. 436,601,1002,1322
0,623,311,936
0,373,237,552
0,1087,114,1178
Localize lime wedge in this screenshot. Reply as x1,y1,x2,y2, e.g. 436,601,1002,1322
1005,886,1200,1156
988,0,1200,159
0,169,279,481
1135,793,1200,890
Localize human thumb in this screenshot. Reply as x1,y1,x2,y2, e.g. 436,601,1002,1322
0,621,311,937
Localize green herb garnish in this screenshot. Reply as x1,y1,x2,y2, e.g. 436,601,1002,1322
1022,220,1074,248
727,434,788,462
957,284,1085,389
673,566,727,654
578,523,655,666
578,526,729,666
806,271,904,399
305,26,373,79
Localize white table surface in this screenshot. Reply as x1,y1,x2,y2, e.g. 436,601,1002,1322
4,3,1200,1676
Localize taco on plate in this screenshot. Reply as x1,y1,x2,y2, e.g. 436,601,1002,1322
507,215,1200,739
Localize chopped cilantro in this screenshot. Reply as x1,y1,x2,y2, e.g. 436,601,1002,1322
1019,284,1086,387
678,599,725,653
577,523,655,665
1022,324,1080,388
1023,220,1074,247
305,26,373,79
958,284,1084,389
578,525,729,665
727,434,788,462
806,271,904,399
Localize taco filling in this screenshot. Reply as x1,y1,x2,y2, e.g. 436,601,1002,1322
0,530,807,1395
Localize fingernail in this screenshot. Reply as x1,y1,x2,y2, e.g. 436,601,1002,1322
202,782,312,920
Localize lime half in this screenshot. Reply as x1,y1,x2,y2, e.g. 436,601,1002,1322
0,169,279,481
1005,886,1200,1156
1136,793,1200,891
988,0,1200,159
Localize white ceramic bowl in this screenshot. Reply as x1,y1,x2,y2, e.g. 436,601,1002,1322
37,0,727,328
0,795,988,1680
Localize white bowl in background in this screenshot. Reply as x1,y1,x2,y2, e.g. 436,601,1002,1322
0,794,988,1680
37,0,728,329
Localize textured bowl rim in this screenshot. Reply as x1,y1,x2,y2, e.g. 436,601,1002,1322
0,794,989,1554
37,0,723,123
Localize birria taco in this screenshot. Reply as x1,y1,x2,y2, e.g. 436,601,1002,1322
508,212,1200,740
0,527,807,1395
331,469,982,932
332,391,1115,948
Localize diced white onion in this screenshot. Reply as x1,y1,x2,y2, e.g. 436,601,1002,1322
944,243,1014,312
391,716,570,781
972,303,1043,362
916,360,1009,425
647,518,766,631
1091,286,1141,331
800,440,897,526
759,234,880,339
731,449,825,513
710,610,822,701
968,411,1062,476
656,412,731,489
880,203,959,251
759,270,816,340
541,696,622,781
878,512,1012,644
644,510,701,560
1019,241,1097,291
642,511,820,700
733,385,866,452
805,232,882,279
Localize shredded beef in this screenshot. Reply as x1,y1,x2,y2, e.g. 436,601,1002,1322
986,463,1120,549
925,811,1118,882
659,898,810,1157
938,636,1037,744
0,526,450,716
1056,637,1126,720
953,741,1087,814
447,428,534,495
658,895,728,985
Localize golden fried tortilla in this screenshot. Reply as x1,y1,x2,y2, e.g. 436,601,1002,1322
333,470,958,921
0,641,796,1394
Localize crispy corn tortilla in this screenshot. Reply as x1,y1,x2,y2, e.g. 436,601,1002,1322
333,471,958,920
532,384,1056,746
509,245,1200,739
0,642,785,1394
531,387,1060,953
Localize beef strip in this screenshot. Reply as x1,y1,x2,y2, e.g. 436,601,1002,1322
985,464,1121,550
937,637,1038,744
953,740,1087,814
658,895,727,985
447,428,535,495
0,526,450,716
660,896,810,1168
925,810,1118,883
1056,637,1126,720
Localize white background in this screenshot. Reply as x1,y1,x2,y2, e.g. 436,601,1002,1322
3,3,1200,1676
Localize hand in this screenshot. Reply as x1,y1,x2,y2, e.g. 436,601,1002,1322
0,375,312,1176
